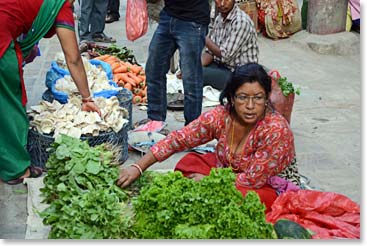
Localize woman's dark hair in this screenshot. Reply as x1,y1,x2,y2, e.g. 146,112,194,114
219,63,271,113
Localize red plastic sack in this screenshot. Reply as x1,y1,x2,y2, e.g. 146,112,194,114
266,190,360,239
268,69,295,124
126,0,148,41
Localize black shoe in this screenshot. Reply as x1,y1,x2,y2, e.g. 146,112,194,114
92,33,116,43
105,14,119,24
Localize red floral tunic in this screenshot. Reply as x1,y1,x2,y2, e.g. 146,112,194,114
151,105,295,189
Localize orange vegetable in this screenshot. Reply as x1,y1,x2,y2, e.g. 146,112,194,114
130,64,143,74
113,64,128,73
117,80,125,87
132,95,142,104
138,74,146,81
113,73,125,83
94,54,111,61
111,62,121,71
120,73,136,86
104,56,119,65
124,83,133,91
127,72,144,84
141,96,148,103
133,88,145,97
138,80,146,88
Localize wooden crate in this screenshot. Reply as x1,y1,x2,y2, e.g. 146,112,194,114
237,0,258,32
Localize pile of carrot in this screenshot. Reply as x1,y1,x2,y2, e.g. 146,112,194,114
93,54,147,104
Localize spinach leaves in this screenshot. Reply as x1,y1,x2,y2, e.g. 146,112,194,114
39,135,135,239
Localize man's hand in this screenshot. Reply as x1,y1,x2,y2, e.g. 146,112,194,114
201,52,214,66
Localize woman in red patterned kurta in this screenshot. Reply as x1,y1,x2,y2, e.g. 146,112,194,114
118,63,300,211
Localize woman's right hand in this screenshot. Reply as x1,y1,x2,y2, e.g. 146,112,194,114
81,101,101,116
116,166,141,188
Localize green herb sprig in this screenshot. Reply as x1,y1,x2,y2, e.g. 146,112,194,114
278,77,301,97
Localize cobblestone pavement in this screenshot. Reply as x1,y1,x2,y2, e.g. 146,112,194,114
0,1,361,239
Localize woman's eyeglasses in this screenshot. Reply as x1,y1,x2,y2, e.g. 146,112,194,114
234,94,266,104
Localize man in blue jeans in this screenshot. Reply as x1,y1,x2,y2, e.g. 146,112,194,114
145,0,210,126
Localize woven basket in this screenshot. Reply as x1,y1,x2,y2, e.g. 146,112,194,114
27,124,129,170
30,88,133,169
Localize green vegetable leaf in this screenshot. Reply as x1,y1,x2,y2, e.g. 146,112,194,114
86,160,101,175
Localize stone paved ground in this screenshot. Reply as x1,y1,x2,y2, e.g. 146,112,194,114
0,1,362,239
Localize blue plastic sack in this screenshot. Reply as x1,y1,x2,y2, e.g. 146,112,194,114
93,81,120,98
51,78,120,104
48,59,117,103
89,59,113,80
46,59,113,89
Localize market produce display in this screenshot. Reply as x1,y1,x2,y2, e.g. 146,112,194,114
93,54,147,104
52,53,121,100
37,135,320,239
88,44,139,65
39,135,135,239
132,169,276,239
28,96,129,139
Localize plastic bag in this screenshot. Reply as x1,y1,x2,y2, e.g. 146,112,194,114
126,0,148,41
132,120,167,132
47,59,118,103
266,190,360,239
268,70,295,124
51,79,120,104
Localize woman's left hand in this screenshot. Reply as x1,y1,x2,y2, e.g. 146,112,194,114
81,101,101,116
187,173,205,182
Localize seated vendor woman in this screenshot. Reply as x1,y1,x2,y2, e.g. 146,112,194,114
117,63,301,212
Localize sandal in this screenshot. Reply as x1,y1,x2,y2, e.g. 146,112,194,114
167,91,184,110
5,166,43,185
92,33,116,43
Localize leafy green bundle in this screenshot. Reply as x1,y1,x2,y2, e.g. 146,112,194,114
132,169,276,239
92,44,139,65
39,135,135,239
278,77,301,97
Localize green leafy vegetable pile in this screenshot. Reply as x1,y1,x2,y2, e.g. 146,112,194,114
39,135,135,239
90,44,139,65
38,136,276,239
132,169,276,239
278,77,301,97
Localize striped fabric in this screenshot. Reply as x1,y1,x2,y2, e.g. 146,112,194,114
206,4,259,71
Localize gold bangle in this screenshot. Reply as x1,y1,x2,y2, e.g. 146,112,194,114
130,163,143,175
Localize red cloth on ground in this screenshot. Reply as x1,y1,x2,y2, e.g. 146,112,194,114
266,190,360,239
174,152,277,213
